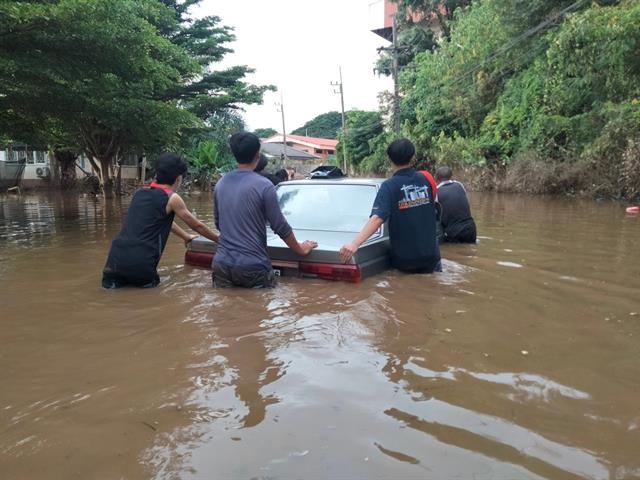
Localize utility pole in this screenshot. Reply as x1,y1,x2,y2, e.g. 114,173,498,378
275,92,288,165
376,17,404,138
392,17,401,137
331,66,348,173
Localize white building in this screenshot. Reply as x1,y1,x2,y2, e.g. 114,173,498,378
0,144,144,190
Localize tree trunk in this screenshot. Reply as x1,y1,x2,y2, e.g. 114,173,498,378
79,123,122,197
49,150,61,187
98,157,114,197
115,158,123,196
54,149,78,190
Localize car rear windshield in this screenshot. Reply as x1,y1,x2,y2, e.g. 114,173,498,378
277,184,378,233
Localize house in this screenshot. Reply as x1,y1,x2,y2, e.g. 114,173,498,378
0,144,145,190
264,134,339,162
0,144,52,189
260,142,323,177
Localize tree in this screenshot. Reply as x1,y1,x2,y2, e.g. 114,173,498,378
338,111,384,171
375,23,437,76
253,128,278,139
394,0,472,40
0,0,273,194
292,112,342,139
181,111,245,188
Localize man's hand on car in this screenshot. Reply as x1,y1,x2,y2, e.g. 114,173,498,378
298,240,318,256
340,243,358,264
185,234,199,247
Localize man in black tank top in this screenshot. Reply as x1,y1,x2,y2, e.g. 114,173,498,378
102,154,219,288
340,139,441,273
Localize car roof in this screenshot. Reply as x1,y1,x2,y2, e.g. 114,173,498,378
280,177,386,187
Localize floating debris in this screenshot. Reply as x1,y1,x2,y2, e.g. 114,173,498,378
497,261,523,269
444,328,453,333
521,350,530,356
141,421,157,432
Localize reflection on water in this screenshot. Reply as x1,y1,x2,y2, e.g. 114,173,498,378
0,192,639,479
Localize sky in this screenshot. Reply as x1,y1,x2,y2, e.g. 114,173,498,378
196,0,393,133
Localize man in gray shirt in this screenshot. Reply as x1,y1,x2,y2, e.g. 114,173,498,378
213,132,317,288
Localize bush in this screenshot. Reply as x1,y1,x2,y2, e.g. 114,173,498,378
185,140,235,189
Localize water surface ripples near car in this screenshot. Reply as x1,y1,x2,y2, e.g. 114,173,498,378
1,192,639,479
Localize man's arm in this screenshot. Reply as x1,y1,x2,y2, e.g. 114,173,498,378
171,222,198,246
168,194,219,243
339,216,384,263
263,185,317,256
283,232,318,256
340,182,390,263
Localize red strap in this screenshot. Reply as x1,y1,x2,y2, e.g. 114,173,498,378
419,171,438,199
148,181,173,196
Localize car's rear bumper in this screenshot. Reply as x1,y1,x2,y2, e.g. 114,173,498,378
184,250,366,283
185,239,390,283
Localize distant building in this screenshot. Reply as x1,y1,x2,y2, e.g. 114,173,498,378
368,0,444,40
264,134,338,162
260,142,324,177
0,144,145,190
261,143,320,162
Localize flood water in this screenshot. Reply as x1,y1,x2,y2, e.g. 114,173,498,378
1,192,639,480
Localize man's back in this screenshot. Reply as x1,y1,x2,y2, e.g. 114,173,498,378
373,168,441,272
103,187,174,286
438,180,476,243
214,170,291,269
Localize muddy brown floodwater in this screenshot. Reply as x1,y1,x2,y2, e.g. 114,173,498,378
0,192,639,480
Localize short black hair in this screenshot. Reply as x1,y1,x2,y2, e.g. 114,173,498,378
435,166,453,182
387,138,416,166
155,153,187,185
254,154,268,173
229,132,261,164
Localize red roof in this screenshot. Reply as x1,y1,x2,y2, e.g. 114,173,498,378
265,134,338,150
286,135,338,149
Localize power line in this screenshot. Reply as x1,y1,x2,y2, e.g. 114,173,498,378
446,0,589,88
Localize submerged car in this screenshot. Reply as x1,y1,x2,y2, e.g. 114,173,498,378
185,177,391,282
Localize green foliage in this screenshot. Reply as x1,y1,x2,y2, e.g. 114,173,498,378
376,23,436,76
360,131,394,174
338,111,385,172
292,112,343,139
394,0,472,39
479,0,640,162
185,141,234,186
0,0,272,192
397,0,640,198
253,128,278,139
180,111,244,187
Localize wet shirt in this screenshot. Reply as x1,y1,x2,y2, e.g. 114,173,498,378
438,180,476,236
371,168,441,272
103,185,174,284
214,169,292,270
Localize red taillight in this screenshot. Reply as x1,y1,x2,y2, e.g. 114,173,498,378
185,251,213,268
298,262,362,282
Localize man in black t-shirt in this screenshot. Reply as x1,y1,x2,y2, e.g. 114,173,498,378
340,139,441,273
435,166,477,244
